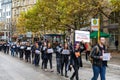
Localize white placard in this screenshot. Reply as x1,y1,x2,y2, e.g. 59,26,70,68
35,50,40,54
103,53,111,61
47,48,54,53
13,46,15,48
27,47,31,50
62,50,70,55
75,30,90,42
57,47,62,53
20,46,24,49
43,47,47,51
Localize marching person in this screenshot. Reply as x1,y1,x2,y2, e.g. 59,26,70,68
85,42,91,61
41,42,47,70
31,43,35,64
16,43,20,57
10,43,16,57
46,43,54,72
19,43,25,60
90,37,109,80
34,42,40,66
70,43,83,80
0,42,2,51
61,43,70,78
25,42,31,62
6,42,10,54
79,41,86,67
3,42,7,54
55,43,62,74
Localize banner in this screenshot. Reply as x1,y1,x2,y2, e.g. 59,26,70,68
75,30,90,42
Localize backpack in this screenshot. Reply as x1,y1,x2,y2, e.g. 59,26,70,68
89,45,99,63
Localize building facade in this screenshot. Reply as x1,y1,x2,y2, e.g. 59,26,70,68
0,0,12,41
12,0,37,36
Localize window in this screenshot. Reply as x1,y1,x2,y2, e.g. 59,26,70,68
14,10,16,15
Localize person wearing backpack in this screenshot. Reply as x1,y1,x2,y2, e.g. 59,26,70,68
90,37,109,80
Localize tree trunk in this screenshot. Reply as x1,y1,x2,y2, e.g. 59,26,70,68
118,21,120,51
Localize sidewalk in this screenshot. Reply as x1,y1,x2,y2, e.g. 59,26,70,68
82,51,120,70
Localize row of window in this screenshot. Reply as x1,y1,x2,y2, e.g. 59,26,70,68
13,0,36,8
13,6,31,16
2,11,11,17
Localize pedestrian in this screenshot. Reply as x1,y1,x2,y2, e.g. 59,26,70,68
55,43,62,74
19,43,25,60
61,43,70,78
31,43,35,64
3,42,7,54
6,42,10,54
70,43,82,80
34,42,40,66
46,43,54,72
115,40,118,50
41,42,47,70
90,37,109,80
0,42,2,51
85,42,91,61
10,43,16,56
16,43,20,57
25,42,31,62
79,41,86,67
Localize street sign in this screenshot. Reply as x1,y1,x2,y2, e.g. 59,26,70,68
91,19,99,31
75,30,90,42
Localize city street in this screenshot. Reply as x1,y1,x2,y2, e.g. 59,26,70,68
0,52,120,80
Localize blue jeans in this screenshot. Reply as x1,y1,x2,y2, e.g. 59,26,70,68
56,58,61,73
91,65,106,80
11,49,14,56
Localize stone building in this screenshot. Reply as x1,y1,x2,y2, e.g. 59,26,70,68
12,0,37,35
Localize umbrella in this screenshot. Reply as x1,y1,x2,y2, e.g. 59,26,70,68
90,31,110,38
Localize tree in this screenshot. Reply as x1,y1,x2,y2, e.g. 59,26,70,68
17,0,112,35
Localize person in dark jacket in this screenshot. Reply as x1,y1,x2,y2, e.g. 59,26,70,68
6,42,10,54
10,43,16,56
41,42,48,71
90,37,109,80
34,42,40,66
61,43,70,78
3,42,7,54
19,43,25,60
25,42,31,62
70,43,83,80
16,43,20,57
79,41,86,67
46,43,54,72
55,43,62,74
115,40,118,50
0,42,2,51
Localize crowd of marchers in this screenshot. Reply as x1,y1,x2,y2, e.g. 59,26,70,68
0,37,109,80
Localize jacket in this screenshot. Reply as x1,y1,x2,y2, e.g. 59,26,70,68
90,44,107,67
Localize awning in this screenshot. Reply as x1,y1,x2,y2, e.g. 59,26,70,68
90,31,110,38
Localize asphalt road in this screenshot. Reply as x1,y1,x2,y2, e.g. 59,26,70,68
0,52,120,80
